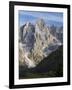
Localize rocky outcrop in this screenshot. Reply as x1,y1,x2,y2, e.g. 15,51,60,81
19,19,62,68
50,25,63,43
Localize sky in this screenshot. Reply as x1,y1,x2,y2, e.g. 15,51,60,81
19,10,63,27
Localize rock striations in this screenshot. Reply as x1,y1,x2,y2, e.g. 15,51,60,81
19,19,62,68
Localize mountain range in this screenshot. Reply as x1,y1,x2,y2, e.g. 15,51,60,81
19,19,63,69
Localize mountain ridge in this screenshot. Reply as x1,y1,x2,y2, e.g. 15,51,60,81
19,45,63,79
19,19,62,68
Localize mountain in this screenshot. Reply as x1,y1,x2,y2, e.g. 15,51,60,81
19,19,62,68
50,25,63,43
33,46,63,73
19,46,63,79
46,20,63,27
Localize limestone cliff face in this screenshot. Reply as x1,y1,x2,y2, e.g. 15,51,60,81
19,19,62,68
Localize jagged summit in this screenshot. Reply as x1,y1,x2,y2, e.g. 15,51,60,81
26,22,31,26
19,19,62,68
35,18,45,30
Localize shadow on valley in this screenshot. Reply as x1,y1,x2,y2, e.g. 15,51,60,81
19,46,63,79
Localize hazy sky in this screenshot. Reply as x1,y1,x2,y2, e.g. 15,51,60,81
19,10,63,27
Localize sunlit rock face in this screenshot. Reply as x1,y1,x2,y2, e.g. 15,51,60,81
19,19,62,68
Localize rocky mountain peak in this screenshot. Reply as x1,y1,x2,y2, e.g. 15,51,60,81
19,19,62,68
26,22,32,27
36,19,45,30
